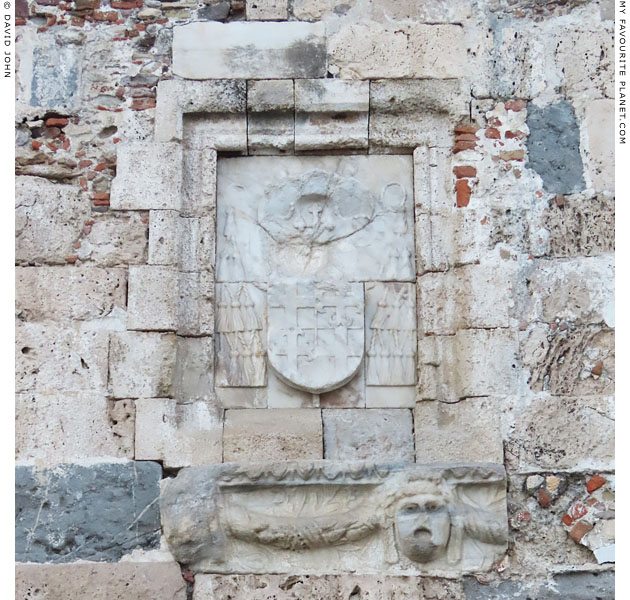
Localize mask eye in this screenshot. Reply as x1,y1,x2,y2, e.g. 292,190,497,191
424,502,440,512
401,503,420,514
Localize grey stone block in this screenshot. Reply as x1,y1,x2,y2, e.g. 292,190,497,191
31,46,78,110
526,101,585,195
15,462,162,563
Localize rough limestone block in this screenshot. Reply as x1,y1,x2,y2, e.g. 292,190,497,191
15,462,161,562
419,329,520,402
505,395,614,472
182,146,217,217
76,211,148,266
246,0,288,20
127,266,179,331
149,210,179,265
155,80,246,142
179,216,215,272
172,22,326,79
368,0,471,23
109,332,177,398
526,101,585,195
16,563,186,600
535,193,614,258
178,271,214,336
295,79,369,151
370,80,468,152
414,398,504,464
16,322,110,394
194,574,465,599
413,146,454,214
216,387,267,408
110,141,183,210
16,267,127,322
329,23,466,80
584,99,614,192
320,366,365,408
323,409,414,462
16,393,134,465
173,336,214,402
463,571,614,599
223,409,323,461
135,398,222,468
417,263,513,335
16,176,90,265
247,80,295,154
521,256,614,327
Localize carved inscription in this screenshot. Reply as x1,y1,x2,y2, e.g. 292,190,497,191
161,461,509,575
267,280,364,394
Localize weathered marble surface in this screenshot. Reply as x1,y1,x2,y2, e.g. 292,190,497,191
216,156,415,283
161,461,508,575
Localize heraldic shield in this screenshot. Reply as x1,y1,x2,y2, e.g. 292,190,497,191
267,279,364,394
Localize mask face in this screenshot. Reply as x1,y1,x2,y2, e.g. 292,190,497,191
395,493,451,563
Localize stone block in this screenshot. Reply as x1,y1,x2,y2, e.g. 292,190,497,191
323,409,414,462
182,146,217,217
267,368,318,408
295,79,369,151
521,256,614,326
584,99,614,192
16,393,134,465
522,324,614,396
16,176,90,265
149,210,179,265
183,111,248,154
247,80,295,154
365,386,416,408
178,271,215,336
155,80,246,142
76,211,148,266
505,395,614,472
15,462,162,562
370,80,468,151
16,563,186,600
109,331,177,398
135,398,222,468
246,0,288,20
418,329,520,402
127,266,179,331
194,574,465,599
329,23,466,80
179,216,215,272
368,0,471,23
414,398,504,464
413,146,455,214
110,141,183,210
535,193,614,258
223,409,323,461
172,22,326,79
173,336,215,402
16,322,110,394
526,101,585,195
30,45,78,110
462,571,614,599
417,262,513,335
16,267,127,322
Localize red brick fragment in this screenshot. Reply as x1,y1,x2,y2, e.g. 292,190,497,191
455,180,471,208
591,361,603,377
505,99,527,112
453,166,477,178
487,117,502,128
485,128,501,139
569,503,587,521
94,162,107,172
45,117,68,127
586,475,606,494
111,0,142,6
93,10,119,21
66,255,78,264
454,124,479,135
31,140,43,151
79,159,93,168
505,130,526,140
79,177,88,191
131,97,156,110
182,570,194,584
561,514,573,526
456,133,477,142
538,488,552,508
569,521,593,543
453,141,477,154
92,192,110,202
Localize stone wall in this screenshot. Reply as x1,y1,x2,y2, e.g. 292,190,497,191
15,0,614,598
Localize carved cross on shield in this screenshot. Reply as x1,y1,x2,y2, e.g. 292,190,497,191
267,279,364,394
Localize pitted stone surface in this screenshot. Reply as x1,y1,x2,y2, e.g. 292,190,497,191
15,462,161,562
526,101,585,195
16,562,186,599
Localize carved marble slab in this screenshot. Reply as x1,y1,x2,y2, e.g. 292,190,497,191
216,156,415,283
268,279,364,394
161,461,508,575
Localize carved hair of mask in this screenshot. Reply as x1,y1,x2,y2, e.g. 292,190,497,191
394,491,452,563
